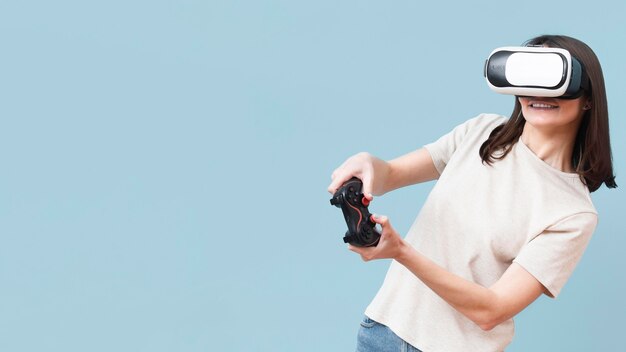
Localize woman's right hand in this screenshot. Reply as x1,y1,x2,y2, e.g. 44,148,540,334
327,152,391,198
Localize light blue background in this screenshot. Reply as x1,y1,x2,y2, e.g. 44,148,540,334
1,1,624,351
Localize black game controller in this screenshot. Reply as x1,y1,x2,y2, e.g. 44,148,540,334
330,177,381,247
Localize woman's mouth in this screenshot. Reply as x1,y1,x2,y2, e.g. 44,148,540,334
528,100,559,110
531,103,558,109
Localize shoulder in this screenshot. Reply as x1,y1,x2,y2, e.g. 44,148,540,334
450,113,508,147
449,113,508,140
466,113,508,131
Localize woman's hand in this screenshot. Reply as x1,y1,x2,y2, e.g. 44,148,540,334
327,148,440,199
348,214,408,262
327,152,390,198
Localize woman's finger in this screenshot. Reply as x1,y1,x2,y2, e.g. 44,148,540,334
348,244,376,262
327,175,344,194
370,214,390,227
361,176,374,197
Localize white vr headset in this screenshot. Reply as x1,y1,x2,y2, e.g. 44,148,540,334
484,46,588,99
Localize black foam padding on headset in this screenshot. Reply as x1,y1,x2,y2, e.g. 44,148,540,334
484,51,511,87
563,57,583,97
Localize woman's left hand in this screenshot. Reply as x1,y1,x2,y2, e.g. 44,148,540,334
348,214,408,262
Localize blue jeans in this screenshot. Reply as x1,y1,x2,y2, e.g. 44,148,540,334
356,316,423,352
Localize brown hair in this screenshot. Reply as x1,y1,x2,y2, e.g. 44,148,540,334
479,35,617,192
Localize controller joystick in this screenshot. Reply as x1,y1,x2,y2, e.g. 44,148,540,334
330,177,381,247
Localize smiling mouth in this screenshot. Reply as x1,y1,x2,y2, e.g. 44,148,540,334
529,102,559,109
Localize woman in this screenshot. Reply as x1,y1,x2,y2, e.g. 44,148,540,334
327,35,617,352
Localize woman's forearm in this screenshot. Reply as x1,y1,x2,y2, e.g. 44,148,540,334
327,148,439,197
395,242,501,330
350,210,545,331
383,148,440,194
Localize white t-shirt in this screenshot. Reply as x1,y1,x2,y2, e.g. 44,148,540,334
364,114,597,352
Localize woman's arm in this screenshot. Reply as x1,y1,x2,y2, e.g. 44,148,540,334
328,148,439,196
351,215,545,331
385,148,440,193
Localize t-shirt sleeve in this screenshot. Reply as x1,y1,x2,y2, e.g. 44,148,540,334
513,212,597,298
423,114,503,175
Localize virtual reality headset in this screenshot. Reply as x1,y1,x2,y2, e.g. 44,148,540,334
484,46,588,99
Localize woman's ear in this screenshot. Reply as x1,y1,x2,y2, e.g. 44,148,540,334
583,99,592,110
